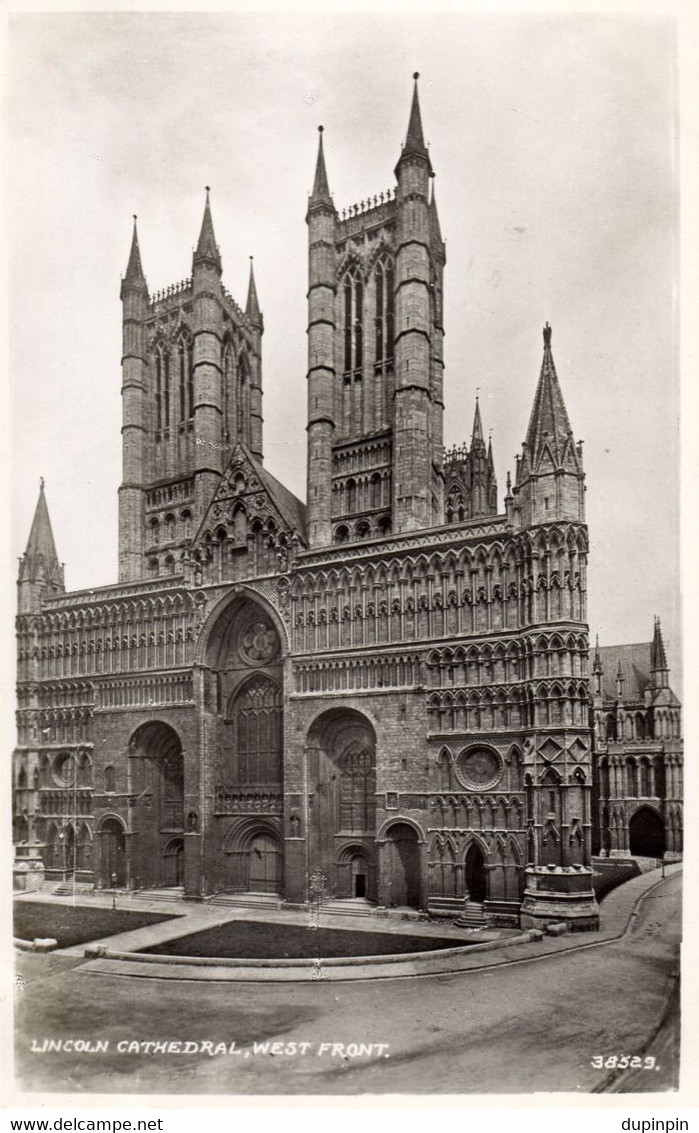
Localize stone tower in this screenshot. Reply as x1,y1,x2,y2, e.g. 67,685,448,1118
305,74,446,549
118,194,264,582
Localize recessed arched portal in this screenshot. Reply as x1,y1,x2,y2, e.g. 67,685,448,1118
99,816,127,888
162,837,185,886
128,721,184,888
306,708,377,901
384,822,421,908
629,806,665,858
464,842,487,903
223,821,283,894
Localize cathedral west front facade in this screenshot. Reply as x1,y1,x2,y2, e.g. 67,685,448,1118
15,77,678,931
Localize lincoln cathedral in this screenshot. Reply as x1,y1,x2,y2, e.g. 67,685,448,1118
12,77,682,929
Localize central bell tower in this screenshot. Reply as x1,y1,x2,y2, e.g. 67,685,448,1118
305,75,446,549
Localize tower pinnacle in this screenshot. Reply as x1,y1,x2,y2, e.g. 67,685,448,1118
524,323,574,461
193,186,222,272
245,256,262,328
310,125,332,201
122,215,148,294
471,396,485,449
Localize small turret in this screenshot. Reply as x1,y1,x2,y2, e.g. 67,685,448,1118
18,480,65,614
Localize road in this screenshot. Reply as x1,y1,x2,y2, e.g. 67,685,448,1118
14,870,681,1096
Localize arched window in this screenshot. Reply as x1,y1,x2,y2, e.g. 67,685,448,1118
626,760,637,797
370,473,382,510
334,525,349,544
639,759,651,797
238,353,251,444
342,269,364,374
155,350,163,432
104,766,115,793
356,521,371,541
339,746,375,833
181,509,192,540
147,558,159,577
178,340,187,422
232,676,282,786
222,344,235,441
346,479,357,513
163,349,170,431
187,341,194,418
374,258,394,364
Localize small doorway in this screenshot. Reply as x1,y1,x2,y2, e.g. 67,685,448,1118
162,837,185,886
385,823,421,908
464,843,487,903
100,818,127,887
351,853,368,898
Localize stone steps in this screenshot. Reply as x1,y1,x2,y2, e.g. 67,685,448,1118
133,887,185,903
208,892,283,910
320,899,378,918
453,902,487,928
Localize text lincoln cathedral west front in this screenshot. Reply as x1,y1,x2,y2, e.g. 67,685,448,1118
12,76,682,932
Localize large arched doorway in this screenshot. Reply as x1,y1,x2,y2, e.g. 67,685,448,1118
464,843,487,903
305,708,377,902
202,594,285,897
384,823,421,908
100,817,127,888
629,807,665,858
128,721,185,889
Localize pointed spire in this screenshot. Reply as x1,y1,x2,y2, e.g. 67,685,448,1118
592,633,602,674
121,215,148,295
429,179,444,247
471,397,485,449
487,432,495,471
19,479,63,588
405,72,427,155
245,256,262,328
524,323,574,461
396,72,433,176
193,187,222,272
651,616,669,676
311,125,332,201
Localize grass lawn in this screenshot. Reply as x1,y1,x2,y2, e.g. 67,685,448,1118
140,919,469,960
14,900,180,948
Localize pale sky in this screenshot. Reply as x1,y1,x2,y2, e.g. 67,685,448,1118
8,11,681,681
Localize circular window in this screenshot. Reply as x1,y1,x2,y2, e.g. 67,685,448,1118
237,613,279,666
53,752,77,787
456,746,503,791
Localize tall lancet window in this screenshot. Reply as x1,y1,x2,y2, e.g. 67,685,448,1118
155,352,163,433
238,353,251,446
163,350,171,433
178,341,186,422
187,341,194,419
341,267,364,435
374,257,395,363
222,344,234,443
